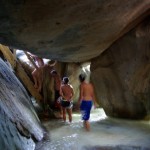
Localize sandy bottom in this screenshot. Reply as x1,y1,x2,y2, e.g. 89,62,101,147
37,108,150,150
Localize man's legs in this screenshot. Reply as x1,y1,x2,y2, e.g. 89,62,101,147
67,108,72,123
84,120,90,131
62,107,66,122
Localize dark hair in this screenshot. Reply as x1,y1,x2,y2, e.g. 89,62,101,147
79,74,86,82
51,70,57,74
63,77,69,84
48,60,56,65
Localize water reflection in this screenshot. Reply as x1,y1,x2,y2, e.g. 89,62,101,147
39,108,150,150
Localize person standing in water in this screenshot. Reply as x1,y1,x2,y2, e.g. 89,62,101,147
78,73,96,131
60,77,74,123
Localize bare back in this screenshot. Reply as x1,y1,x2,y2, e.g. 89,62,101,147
61,84,74,101
80,82,94,101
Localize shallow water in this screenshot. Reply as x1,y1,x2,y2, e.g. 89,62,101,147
39,108,150,150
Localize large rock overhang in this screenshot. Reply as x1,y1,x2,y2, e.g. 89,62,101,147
0,0,149,62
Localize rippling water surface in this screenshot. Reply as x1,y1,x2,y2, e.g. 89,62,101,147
39,108,150,150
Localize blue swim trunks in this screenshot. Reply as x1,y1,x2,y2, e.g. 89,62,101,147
80,100,93,121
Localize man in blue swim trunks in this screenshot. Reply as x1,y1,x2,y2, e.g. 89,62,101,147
78,73,96,131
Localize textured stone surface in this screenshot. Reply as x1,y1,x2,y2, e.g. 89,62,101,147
0,0,150,120
0,1,150,149
0,0,149,62
91,17,150,119
0,58,45,150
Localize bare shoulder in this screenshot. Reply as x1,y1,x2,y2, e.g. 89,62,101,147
89,83,93,86
86,83,94,89
69,84,73,89
80,83,84,88
90,83,94,88
61,84,65,88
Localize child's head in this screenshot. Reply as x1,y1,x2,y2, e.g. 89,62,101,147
63,77,69,84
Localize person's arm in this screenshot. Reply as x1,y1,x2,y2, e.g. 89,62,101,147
59,85,63,97
91,84,97,108
70,85,74,100
59,86,66,100
78,84,83,104
25,51,38,69
32,69,38,89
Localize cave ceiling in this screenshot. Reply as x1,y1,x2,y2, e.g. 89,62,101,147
0,0,149,62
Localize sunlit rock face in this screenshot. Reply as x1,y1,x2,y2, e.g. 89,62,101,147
0,58,46,150
0,0,149,62
91,17,150,119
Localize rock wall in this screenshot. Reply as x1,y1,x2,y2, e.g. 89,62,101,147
0,57,46,150
91,17,150,119
0,1,149,149
0,0,149,62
